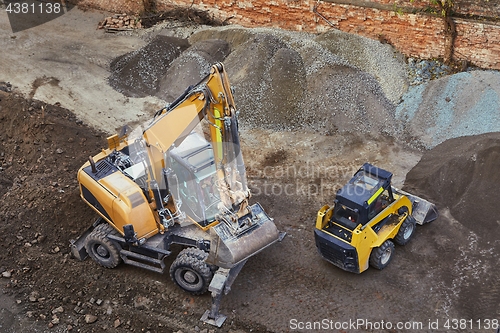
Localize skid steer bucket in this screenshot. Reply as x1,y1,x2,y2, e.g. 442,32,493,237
393,187,438,225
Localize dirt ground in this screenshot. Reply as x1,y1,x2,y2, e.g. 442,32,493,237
0,6,499,333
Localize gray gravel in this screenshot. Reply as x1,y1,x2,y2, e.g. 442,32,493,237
407,58,451,86
396,70,500,148
186,26,404,134
109,23,500,149
315,30,409,104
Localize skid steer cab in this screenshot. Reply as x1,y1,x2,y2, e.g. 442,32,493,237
315,163,438,273
69,63,284,327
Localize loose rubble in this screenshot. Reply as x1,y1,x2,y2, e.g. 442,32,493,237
407,57,451,85
98,13,142,31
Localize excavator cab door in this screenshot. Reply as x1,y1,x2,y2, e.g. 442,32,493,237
170,159,204,221
167,132,222,227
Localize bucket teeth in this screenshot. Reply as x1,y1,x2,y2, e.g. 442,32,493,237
208,202,280,268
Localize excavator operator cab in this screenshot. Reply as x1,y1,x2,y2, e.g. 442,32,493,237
167,132,221,227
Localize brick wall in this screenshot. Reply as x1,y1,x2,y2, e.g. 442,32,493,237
77,0,500,69
76,0,143,15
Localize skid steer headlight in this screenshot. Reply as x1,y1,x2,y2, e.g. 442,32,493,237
345,257,356,269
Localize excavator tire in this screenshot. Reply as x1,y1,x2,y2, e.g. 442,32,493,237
181,247,208,260
84,223,122,268
394,215,416,246
170,249,213,295
369,240,395,270
181,247,218,272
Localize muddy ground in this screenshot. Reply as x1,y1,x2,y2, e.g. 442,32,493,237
0,6,499,333
1,87,499,333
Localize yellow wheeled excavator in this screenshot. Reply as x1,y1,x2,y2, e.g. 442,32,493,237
70,63,283,326
315,163,437,273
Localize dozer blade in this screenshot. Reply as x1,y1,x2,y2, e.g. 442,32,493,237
70,226,93,261
393,187,438,225
208,202,281,269
69,218,104,260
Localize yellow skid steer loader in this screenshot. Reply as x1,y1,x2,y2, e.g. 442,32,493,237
315,163,437,273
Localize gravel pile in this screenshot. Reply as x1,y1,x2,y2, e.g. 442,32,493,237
155,38,231,102
396,70,500,148
108,35,190,98
315,30,408,104
110,25,407,135
187,26,409,134
108,24,499,148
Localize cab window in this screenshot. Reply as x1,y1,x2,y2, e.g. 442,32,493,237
368,189,392,220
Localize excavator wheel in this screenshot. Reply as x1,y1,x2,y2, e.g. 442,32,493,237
84,223,122,268
369,240,395,270
181,247,218,273
181,247,208,261
170,249,213,295
394,215,416,246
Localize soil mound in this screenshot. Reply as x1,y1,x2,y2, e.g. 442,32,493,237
0,91,206,331
0,91,108,328
404,132,500,244
403,132,500,320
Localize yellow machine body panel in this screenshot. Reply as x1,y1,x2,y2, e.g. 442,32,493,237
100,172,158,238
316,195,413,273
353,195,411,272
78,167,158,239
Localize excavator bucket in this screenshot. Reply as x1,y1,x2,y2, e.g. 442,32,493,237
393,187,438,225
202,202,282,327
208,203,281,269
